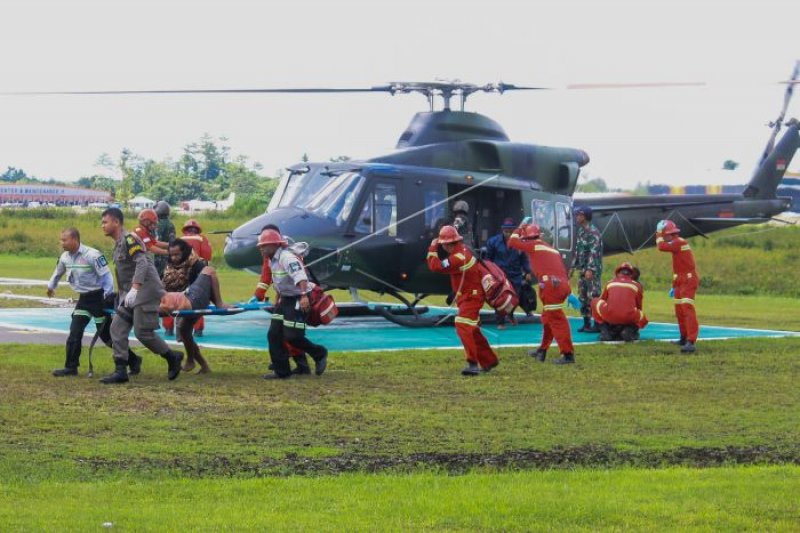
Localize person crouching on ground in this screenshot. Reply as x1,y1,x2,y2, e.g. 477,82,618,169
592,262,648,342
427,225,499,376
508,223,575,364
162,239,211,373
158,265,230,373
257,229,328,379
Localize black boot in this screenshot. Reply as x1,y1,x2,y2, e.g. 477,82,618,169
599,323,613,342
313,348,328,376
680,341,696,353
620,326,639,342
100,360,129,384
578,316,591,333
552,353,575,365
52,367,78,377
528,348,546,362
162,350,184,381
128,350,142,375
291,354,312,375
670,337,687,346
461,361,480,376
585,321,601,333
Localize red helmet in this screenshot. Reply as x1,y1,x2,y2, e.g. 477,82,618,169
437,225,463,244
137,208,157,224
615,262,635,276
519,224,541,240
183,219,202,233
257,228,287,247
657,219,680,235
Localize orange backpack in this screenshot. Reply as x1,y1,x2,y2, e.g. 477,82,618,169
306,285,338,326
478,260,519,317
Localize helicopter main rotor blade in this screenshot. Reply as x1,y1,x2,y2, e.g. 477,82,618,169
566,81,707,89
6,86,395,96
758,60,800,166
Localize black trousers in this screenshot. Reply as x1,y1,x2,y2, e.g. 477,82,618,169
268,295,327,378
65,290,110,369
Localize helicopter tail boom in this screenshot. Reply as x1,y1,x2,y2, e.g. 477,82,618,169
743,119,800,199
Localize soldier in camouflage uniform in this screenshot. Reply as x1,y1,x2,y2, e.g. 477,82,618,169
99,207,183,384
154,201,176,278
572,205,603,333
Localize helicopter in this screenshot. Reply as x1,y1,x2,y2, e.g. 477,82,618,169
13,74,796,326
217,74,797,325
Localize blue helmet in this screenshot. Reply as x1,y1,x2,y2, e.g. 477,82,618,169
574,205,592,221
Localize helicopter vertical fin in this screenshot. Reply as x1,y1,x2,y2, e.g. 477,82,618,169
743,119,800,199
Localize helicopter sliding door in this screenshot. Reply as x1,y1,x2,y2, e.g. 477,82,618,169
446,184,523,247
528,192,574,264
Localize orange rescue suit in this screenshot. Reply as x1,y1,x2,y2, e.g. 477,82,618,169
181,233,213,262
427,242,498,369
507,234,574,355
591,274,648,329
657,235,700,343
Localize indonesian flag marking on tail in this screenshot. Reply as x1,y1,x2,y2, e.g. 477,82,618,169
777,159,787,171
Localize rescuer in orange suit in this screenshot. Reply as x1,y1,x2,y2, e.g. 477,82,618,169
427,225,499,376
174,219,213,337
656,219,700,353
508,223,575,364
134,209,169,257
250,225,312,375
591,262,649,342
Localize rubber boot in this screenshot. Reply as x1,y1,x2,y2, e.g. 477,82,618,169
100,360,129,384
127,350,142,375
671,337,687,346
162,350,184,380
552,353,576,365
585,319,601,334
461,361,480,376
528,348,546,362
578,316,592,333
599,323,613,342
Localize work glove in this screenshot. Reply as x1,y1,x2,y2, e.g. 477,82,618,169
248,296,260,304
123,288,138,308
567,294,581,310
668,287,675,298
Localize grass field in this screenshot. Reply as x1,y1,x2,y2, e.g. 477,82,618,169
2,214,800,529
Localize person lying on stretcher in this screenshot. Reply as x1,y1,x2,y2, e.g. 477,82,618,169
158,266,231,374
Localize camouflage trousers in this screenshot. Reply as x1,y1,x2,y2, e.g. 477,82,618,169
578,275,602,318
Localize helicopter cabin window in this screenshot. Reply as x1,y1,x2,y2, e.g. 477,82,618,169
355,182,398,237
424,189,446,231
556,202,572,251
532,200,556,245
305,172,366,227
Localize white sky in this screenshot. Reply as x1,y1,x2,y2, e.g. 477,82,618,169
0,0,798,188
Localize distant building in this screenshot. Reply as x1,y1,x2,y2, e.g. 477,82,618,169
0,183,111,205
128,196,156,210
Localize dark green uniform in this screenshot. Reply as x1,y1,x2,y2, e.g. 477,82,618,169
573,222,603,319
154,216,176,277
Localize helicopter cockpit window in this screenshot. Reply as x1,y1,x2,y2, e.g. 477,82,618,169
556,202,572,251
278,167,329,209
532,200,555,245
354,182,398,237
305,172,366,227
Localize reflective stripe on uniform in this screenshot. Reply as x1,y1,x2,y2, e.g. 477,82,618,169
680,245,691,251
674,298,695,305
426,252,437,259
271,314,284,321
534,245,560,255
459,257,476,271
607,281,639,293
72,309,92,319
454,316,479,327
283,320,306,330
594,298,605,318
256,282,269,290
454,253,465,260
93,316,106,324
542,303,566,311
